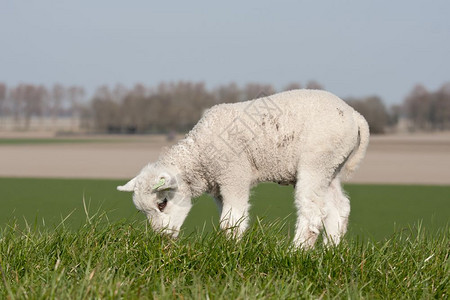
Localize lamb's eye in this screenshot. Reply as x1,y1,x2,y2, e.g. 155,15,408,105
157,198,168,212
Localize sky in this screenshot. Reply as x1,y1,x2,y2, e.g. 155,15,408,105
1,0,449,105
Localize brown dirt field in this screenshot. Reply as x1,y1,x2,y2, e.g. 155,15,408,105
351,133,450,185
1,133,449,185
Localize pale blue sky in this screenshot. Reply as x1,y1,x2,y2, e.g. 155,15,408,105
1,0,449,104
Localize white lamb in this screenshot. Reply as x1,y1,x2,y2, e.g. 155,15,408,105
118,89,369,248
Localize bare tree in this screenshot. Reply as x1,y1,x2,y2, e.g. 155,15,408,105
10,85,25,127
112,83,128,103
0,83,6,115
214,82,242,103
131,83,148,99
157,81,214,132
404,84,431,130
8,84,47,129
0,83,6,112
67,86,85,113
347,96,389,134
24,85,46,129
67,86,85,130
400,82,450,131
389,104,402,127
0,83,6,127
284,82,302,91
306,80,324,90
50,84,66,124
91,86,123,133
244,83,275,100
434,82,450,130
121,86,147,133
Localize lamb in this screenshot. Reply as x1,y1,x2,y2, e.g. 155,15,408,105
118,89,369,249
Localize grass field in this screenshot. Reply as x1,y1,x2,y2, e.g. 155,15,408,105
0,178,449,298
0,178,448,239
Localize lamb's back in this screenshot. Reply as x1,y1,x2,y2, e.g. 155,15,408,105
185,90,358,182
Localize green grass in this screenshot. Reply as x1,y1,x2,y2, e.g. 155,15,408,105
0,178,142,229
0,178,448,240
0,178,449,298
0,217,448,299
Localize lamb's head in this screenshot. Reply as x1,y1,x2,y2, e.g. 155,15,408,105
117,164,192,237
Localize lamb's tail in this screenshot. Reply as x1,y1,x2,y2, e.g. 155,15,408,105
341,111,370,180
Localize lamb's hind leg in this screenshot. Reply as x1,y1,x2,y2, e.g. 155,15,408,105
322,178,350,246
293,146,353,249
293,168,333,249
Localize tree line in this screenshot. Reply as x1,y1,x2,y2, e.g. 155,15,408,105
0,83,85,130
0,81,449,134
402,83,450,131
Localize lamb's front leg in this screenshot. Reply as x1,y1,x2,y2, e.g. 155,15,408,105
218,183,251,238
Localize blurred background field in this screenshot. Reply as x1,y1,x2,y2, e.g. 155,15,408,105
1,132,450,183
0,177,448,241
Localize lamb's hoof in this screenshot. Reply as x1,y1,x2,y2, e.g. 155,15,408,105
294,237,318,250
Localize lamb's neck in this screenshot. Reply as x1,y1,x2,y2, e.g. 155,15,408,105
158,136,208,198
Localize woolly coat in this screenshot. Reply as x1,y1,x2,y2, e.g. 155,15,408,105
158,89,369,197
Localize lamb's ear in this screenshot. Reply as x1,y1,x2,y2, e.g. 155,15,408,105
152,172,177,191
117,177,138,192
